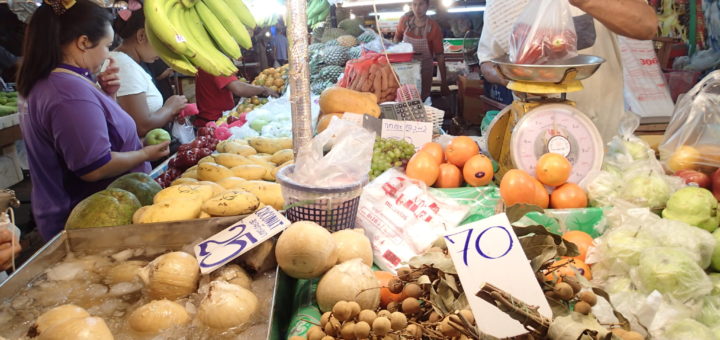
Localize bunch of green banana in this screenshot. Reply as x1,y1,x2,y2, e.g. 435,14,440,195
306,0,330,27
257,13,279,28
144,0,257,76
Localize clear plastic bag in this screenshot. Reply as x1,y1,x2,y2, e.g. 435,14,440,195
659,70,720,174
508,0,578,64
291,118,375,186
171,118,195,144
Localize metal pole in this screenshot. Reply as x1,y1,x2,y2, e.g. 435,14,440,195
287,0,313,155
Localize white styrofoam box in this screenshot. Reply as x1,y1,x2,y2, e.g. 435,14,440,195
0,144,23,189
0,113,19,130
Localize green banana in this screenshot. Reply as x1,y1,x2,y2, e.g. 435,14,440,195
307,0,328,22
306,0,318,15
224,0,256,29
202,0,252,49
194,2,241,59
144,0,195,58
145,23,198,76
314,5,330,25
180,0,199,8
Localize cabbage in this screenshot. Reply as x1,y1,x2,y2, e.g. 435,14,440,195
635,217,716,269
698,295,720,327
230,124,260,139
604,277,634,295
620,173,671,210
636,247,712,302
710,273,720,295
260,120,292,138
604,228,657,266
586,171,623,207
712,325,720,340
659,318,714,340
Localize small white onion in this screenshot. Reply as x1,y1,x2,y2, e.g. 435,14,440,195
316,258,380,312
138,252,199,300
197,281,258,329
34,304,90,334
128,299,189,334
38,316,113,340
275,221,337,279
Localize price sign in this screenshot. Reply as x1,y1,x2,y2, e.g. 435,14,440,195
194,206,290,274
444,213,551,338
380,119,433,150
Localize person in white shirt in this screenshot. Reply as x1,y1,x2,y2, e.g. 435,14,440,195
477,0,657,142
111,2,187,137
271,28,288,66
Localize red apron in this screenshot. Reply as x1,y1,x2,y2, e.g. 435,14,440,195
402,17,434,100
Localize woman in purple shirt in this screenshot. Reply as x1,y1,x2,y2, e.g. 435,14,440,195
17,0,169,241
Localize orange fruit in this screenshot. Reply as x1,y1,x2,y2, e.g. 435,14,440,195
316,113,343,133
532,178,549,209
406,151,440,186
536,153,572,187
463,154,494,187
445,136,480,168
562,230,594,262
543,257,592,281
668,145,701,172
550,183,588,209
420,142,445,165
374,271,406,308
435,163,463,188
500,169,537,207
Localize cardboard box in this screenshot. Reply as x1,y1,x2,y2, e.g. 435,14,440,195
458,75,485,125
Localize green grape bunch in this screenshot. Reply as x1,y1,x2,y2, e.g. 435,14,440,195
370,137,416,179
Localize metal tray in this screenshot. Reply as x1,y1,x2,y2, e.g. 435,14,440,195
491,54,605,83
0,216,280,340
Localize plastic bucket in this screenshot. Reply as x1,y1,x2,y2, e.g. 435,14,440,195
276,165,367,232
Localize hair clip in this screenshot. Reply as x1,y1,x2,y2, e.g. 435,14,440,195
44,0,76,15
118,0,142,21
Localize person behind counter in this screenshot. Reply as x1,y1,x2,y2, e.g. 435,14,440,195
192,68,280,128
16,0,169,241
111,0,187,137
393,0,450,100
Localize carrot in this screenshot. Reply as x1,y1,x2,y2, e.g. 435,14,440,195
373,68,382,100
362,72,375,92
380,64,389,92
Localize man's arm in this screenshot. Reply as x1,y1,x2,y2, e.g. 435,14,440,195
570,0,657,40
225,80,279,98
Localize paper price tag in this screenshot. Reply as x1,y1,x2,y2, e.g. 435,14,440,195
194,206,290,274
380,119,433,150
444,213,551,338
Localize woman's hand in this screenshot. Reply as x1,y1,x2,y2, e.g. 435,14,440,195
262,87,280,98
159,68,175,80
142,141,171,162
0,229,21,271
163,95,188,115
98,57,121,98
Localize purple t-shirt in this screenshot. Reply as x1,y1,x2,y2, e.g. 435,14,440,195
20,71,150,241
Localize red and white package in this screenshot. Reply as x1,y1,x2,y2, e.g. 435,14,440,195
509,0,578,65
356,169,469,273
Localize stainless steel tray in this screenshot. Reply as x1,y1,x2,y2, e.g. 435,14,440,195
0,216,280,340
491,54,605,83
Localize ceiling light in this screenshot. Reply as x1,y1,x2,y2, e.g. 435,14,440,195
447,5,486,13
402,4,409,12
369,10,436,17
350,13,356,19
342,0,411,8
441,0,453,8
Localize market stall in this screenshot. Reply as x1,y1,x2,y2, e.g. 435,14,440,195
4,0,720,339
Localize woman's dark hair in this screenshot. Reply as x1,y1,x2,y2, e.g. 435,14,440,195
113,3,146,40
16,0,113,97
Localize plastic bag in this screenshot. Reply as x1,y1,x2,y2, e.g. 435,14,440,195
508,0,578,64
659,70,720,174
618,37,674,121
171,118,195,144
291,118,375,186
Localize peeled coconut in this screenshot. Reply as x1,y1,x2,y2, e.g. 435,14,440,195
276,221,337,279
33,304,90,335
197,280,259,329
128,299,189,334
138,251,200,300
332,229,373,266
316,258,381,312
38,316,113,340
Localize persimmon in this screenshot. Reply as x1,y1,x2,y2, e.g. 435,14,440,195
445,136,480,168
562,230,594,261
374,271,406,308
544,257,592,281
500,169,537,207
420,142,445,165
406,151,440,186
550,183,588,209
435,163,463,188
536,153,572,187
532,178,549,209
463,154,494,187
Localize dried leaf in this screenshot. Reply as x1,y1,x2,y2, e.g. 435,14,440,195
547,313,609,340
430,284,449,315
513,225,580,258
547,295,571,319
438,279,456,311
592,287,632,330
417,275,431,285
506,203,544,223
444,274,460,293
407,252,458,274
453,292,470,311
520,235,562,273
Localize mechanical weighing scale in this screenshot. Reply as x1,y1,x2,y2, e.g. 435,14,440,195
482,55,606,184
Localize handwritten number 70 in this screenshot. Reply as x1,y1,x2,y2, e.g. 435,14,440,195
444,226,514,266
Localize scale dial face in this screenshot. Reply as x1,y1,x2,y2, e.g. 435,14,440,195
511,103,603,185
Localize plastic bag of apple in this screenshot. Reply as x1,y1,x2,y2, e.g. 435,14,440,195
155,126,219,187
509,0,578,64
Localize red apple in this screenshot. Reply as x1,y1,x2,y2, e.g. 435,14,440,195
676,169,711,189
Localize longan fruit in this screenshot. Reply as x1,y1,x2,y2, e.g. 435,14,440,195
610,328,628,337
353,321,371,339
387,301,400,312
389,311,407,330
405,324,423,338
321,312,332,328
428,311,441,323
459,309,475,325
372,316,391,336
320,337,336,340
340,321,356,340
308,325,326,340
438,316,461,337
388,278,404,294
563,276,582,294
403,283,422,298
333,301,352,322
622,331,645,340
401,298,421,315
358,310,376,325
289,336,305,340
324,317,341,336
554,282,574,301
377,309,391,318
578,291,597,306
574,301,592,315
347,301,361,319
545,290,559,300
396,267,412,281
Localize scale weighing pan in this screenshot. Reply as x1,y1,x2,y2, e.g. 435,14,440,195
491,55,605,84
